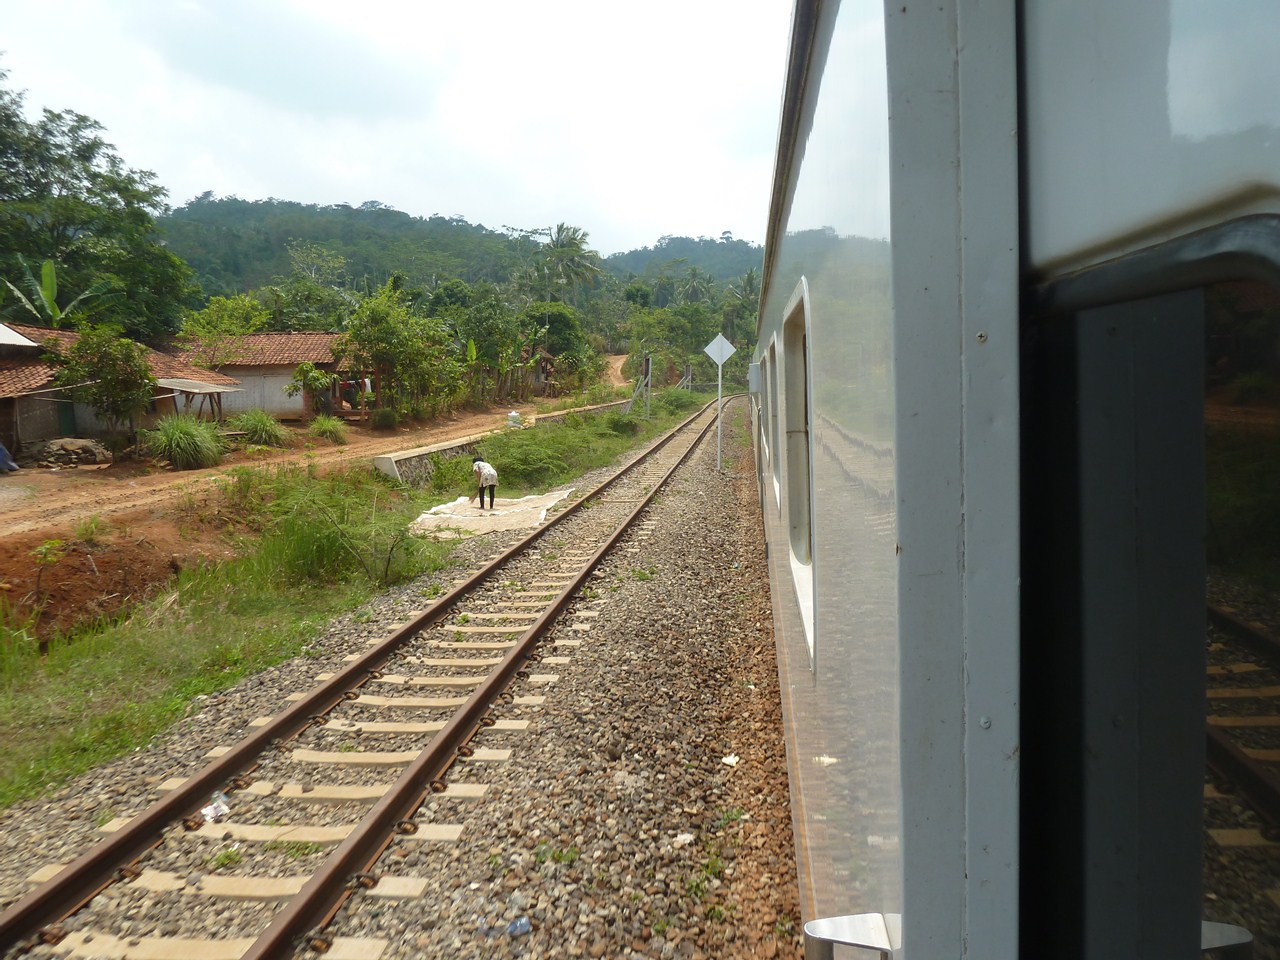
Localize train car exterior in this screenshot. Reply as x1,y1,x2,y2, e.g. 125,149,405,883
755,1,1280,957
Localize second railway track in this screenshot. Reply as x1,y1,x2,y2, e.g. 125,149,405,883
0,400,726,960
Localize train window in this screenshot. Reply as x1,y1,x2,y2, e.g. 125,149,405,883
767,340,781,503
783,283,813,563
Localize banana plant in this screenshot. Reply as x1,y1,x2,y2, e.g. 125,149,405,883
2,256,119,328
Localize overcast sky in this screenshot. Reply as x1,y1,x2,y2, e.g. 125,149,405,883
2,0,793,256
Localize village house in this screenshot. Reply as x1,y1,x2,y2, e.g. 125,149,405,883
174,332,343,419
0,321,240,453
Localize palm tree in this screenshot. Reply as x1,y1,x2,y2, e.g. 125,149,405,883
542,223,602,307
675,265,715,305
721,267,760,342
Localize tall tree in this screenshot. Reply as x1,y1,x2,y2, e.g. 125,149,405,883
535,223,602,307
0,68,195,339
45,324,156,458
721,267,760,343
178,294,268,370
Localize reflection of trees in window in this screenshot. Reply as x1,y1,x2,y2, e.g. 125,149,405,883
1206,280,1280,405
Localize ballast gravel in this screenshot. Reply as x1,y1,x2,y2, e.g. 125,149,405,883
0,408,803,960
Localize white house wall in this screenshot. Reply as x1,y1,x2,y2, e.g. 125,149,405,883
217,367,307,418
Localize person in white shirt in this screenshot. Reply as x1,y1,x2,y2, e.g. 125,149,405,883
472,457,498,509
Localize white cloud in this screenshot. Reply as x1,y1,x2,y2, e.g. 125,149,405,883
3,0,792,254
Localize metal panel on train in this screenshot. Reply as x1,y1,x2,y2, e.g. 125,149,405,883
1024,0,1280,274
757,1,1021,956
757,0,900,935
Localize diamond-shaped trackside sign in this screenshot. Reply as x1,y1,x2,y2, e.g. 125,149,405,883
704,333,736,366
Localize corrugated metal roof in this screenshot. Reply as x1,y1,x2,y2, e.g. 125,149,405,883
156,378,241,394
0,324,37,347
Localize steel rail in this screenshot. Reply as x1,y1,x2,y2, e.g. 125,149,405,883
1205,726,1280,830
1208,602,1280,673
0,400,718,950
241,404,723,959
1204,602,1280,829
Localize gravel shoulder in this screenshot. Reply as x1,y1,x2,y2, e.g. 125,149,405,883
0,404,802,960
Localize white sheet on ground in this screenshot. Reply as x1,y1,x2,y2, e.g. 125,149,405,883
408,489,574,539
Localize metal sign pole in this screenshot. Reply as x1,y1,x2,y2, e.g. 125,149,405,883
717,360,723,470
702,334,736,473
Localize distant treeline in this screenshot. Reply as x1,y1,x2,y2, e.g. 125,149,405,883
160,195,763,301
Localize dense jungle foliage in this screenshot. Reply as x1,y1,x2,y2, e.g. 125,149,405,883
0,69,759,424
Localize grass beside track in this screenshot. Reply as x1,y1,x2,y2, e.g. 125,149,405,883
0,391,710,807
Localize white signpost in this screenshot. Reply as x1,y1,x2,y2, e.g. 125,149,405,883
703,333,736,471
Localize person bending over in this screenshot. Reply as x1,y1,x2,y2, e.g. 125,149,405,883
472,457,498,510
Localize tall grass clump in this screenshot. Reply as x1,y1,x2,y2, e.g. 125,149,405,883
228,409,288,446
225,464,446,588
309,414,347,444
0,599,41,687
143,414,224,470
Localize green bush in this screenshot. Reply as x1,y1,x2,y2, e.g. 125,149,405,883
602,411,640,435
144,415,224,470
309,414,347,444
426,453,476,495
655,388,699,415
228,409,287,447
370,408,399,430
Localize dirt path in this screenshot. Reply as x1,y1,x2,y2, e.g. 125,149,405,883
606,354,629,387
0,402,541,636
0,405,537,539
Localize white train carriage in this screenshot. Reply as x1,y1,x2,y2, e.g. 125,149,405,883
754,1,1280,957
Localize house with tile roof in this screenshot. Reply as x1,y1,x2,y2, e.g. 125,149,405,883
172,332,343,418
0,322,240,453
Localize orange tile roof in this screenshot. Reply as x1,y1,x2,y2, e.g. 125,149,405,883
0,322,239,397
177,332,342,368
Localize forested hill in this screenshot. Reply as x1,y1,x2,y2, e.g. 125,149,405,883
159,195,764,297
603,234,763,282
159,195,536,297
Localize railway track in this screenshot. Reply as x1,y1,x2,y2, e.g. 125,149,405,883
1205,603,1280,831
1203,603,1280,955
0,401,723,959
